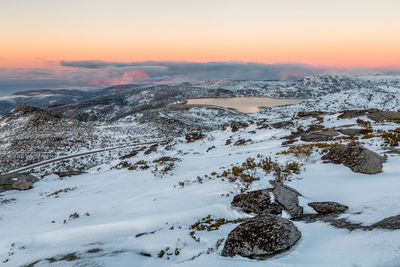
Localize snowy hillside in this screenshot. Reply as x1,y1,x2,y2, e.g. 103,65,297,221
1,75,400,266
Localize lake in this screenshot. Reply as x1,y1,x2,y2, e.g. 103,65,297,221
185,97,304,113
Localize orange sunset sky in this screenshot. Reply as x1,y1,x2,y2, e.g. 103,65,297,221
1,0,400,70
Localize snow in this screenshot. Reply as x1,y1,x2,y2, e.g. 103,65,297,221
1,75,400,266
2,114,400,266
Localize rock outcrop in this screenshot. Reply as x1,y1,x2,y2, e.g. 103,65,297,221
322,142,385,174
222,214,301,259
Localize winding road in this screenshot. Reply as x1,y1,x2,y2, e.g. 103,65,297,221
6,140,163,174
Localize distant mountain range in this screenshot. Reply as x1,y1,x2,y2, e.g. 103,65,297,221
1,75,398,121
0,88,108,114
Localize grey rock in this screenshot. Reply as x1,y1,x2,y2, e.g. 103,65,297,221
185,131,205,143
223,121,249,132
367,111,400,122
0,173,38,192
371,215,400,230
337,109,381,119
222,213,301,259
297,111,325,118
337,128,363,136
270,181,303,219
322,142,385,174
54,170,86,178
308,201,349,215
271,121,294,129
300,130,339,142
11,180,33,190
231,189,282,215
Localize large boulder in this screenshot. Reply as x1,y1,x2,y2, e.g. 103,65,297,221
231,189,282,215
270,181,303,219
308,201,348,215
0,173,38,192
322,142,385,174
222,214,301,259
300,130,339,142
337,109,381,119
367,111,400,122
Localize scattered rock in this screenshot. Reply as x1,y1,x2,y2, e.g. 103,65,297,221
222,214,301,259
297,111,325,118
144,144,158,154
270,181,303,219
223,121,249,132
322,142,385,174
308,201,348,215
185,131,205,143
302,213,367,231
300,130,339,142
231,189,282,215
282,139,296,145
0,173,38,192
256,119,269,130
120,147,145,160
271,121,294,129
234,139,250,146
306,124,325,132
371,215,400,230
55,170,86,178
206,146,216,152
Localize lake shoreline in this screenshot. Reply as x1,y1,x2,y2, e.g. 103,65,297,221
170,97,305,113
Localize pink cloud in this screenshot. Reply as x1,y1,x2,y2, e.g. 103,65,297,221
86,70,149,86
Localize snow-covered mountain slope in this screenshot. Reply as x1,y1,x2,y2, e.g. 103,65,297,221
2,107,400,266
1,75,400,266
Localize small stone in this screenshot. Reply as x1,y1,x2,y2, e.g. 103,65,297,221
308,201,348,215
11,180,33,190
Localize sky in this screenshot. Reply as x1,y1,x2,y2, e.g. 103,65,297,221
0,0,399,95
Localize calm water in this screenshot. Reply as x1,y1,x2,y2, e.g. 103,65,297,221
186,97,304,113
